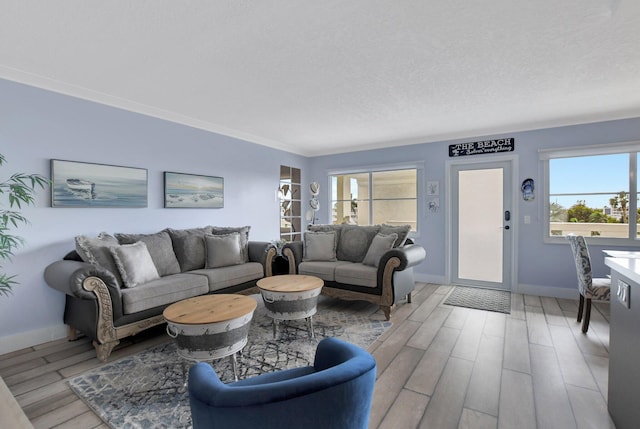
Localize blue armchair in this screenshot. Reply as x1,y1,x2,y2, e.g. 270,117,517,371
188,337,377,429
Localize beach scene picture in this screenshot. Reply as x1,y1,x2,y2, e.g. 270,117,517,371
164,172,224,208
51,159,148,207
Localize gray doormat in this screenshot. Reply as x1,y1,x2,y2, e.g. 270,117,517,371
444,286,511,314
68,295,390,429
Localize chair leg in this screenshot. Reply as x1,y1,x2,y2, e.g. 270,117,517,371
582,298,592,333
577,294,584,322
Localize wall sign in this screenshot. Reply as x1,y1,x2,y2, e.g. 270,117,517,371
449,138,514,157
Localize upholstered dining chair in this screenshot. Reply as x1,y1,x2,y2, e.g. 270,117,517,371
566,234,611,333
188,337,376,429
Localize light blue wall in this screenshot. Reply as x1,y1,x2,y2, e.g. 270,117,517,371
0,79,307,352
309,117,640,295
2,77,640,353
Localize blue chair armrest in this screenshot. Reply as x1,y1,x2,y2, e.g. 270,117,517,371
188,338,375,408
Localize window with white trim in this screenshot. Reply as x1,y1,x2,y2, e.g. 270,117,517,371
330,168,418,231
542,143,640,242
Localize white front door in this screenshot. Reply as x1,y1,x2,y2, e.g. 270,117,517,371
449,159,514,290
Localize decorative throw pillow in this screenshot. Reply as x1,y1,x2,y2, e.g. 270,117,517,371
204,232,245,268
303,231,337,262
115,230,181,276
166,227,213,272
379,224,411,247
337,225,381,263
75,232,123,287
210,226,251,262
308,224,342,247
110,241,160,288
362,233,399,267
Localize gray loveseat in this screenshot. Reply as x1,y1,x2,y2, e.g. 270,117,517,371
44,226,275,361
282,224,426,320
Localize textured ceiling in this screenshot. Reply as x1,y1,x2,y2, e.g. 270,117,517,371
1,1,639,156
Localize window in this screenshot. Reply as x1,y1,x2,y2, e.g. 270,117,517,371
542,143,640,242
330,168,417,231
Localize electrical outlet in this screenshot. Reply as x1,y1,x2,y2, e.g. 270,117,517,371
617,280,630,309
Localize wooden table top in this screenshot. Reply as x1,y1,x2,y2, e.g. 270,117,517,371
257,275,324,293
163,294,257,325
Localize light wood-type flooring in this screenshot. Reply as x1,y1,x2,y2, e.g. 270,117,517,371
0,283,615,428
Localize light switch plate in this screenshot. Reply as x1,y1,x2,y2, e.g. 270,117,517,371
617,280,630,309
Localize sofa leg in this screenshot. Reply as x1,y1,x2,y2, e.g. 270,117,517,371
67,326,79,341
407,292,412,304
381,305,391,321
93,339,119,362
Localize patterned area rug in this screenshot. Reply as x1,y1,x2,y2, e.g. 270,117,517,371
444,286,511,314
68,295,390,429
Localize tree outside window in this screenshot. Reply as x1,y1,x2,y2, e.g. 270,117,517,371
547,151,637,240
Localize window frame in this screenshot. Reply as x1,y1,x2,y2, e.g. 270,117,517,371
541,141,640,245
327,162,423,236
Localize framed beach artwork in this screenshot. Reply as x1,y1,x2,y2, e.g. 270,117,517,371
164,172,224,208
50,159,148,208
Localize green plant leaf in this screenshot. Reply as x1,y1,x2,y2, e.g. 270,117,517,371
0,153,49,295
0,273,18,296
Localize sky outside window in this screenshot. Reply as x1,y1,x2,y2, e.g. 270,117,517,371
549,153,629,210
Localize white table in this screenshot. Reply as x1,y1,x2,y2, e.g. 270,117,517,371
604,256,640,429
602,250,640,259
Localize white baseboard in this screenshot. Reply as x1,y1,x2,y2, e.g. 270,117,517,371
513,283,579,300
0,324,68,355
413,275,578,301
415,273,446,284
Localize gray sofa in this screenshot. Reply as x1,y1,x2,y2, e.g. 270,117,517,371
282,224,426,320
44,226,275,362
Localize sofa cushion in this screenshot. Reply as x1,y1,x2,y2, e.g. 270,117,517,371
298,261,351,282
337,225,380,263
191,262,264,292
210,226,251,262
204,232,244,268
303,231,337,262
362,233,398,267
308,224,342,247
120,273,209,314
75,232,123,287
110,242,161,288
379,224,411,247
335,263,378,288
167,227,213,272
115,230,181,276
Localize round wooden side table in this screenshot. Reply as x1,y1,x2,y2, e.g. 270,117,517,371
256,275,324,338
163,294,257,381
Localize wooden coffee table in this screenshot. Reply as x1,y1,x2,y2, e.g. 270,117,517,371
257,275,324,338
163,294,257,381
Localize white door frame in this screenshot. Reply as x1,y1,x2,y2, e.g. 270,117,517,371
445,154,519,290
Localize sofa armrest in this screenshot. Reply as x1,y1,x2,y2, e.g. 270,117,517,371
44,260,121,301
375,244,426,315
283,241,304,274
248,241,274,276
378,244,426,272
